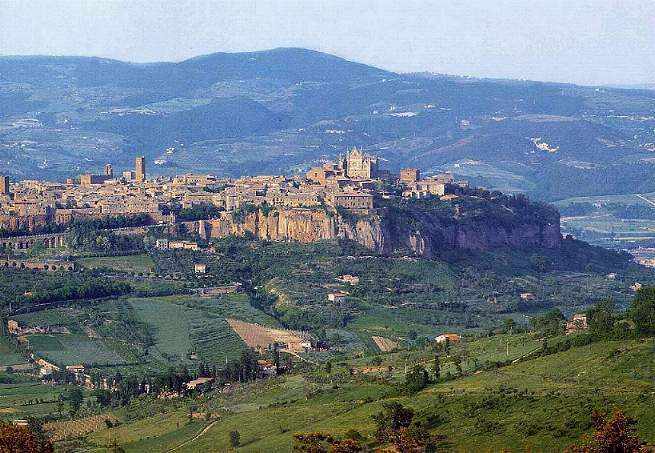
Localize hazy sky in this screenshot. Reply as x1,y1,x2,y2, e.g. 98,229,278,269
1,0,653,86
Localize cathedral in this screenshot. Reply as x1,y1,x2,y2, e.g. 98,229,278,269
340,147,379,179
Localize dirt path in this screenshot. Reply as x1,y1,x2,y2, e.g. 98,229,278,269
282,349,318,366
168,420,219,452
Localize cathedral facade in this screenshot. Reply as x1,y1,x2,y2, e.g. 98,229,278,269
342,148,379,179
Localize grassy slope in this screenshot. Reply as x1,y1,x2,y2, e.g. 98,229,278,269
85,337,655,452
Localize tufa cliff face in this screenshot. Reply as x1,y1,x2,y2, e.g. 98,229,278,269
192,204,561,257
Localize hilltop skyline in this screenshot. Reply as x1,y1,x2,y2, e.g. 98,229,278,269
1,0,654,86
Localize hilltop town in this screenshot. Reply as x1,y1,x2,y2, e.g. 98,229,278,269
0,148,460,236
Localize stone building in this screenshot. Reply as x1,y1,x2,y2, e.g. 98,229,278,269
327,192,374,210
307,147,380,183
400,168,420,184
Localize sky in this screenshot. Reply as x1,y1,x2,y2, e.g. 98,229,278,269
0,0,653,86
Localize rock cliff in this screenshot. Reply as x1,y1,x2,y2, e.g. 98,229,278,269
194,203,561,257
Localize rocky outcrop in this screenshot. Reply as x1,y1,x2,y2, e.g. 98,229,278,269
195,205,561,258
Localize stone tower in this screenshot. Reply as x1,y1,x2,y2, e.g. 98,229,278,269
135,156,146,182
0,175,9,195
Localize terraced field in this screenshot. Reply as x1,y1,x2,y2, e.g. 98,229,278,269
127,295,252,365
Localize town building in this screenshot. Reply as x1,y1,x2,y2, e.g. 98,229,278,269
400,168,420,184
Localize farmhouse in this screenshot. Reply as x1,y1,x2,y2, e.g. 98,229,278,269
258,359,278,377
566,314,588,335
435,333,461,344
35,358,60,376
185,377,214,392
169,240,199,251
337,274,360,285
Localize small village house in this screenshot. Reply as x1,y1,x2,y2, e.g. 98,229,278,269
328,292,349,303
184,376,214,392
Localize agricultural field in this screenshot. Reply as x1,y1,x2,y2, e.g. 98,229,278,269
371,335,398,352
0,337,27,367
9,291,275,375
76,254,156,274
27,334,127,367
227,318,310,353
45,413,119,442
0,380,71,420
125,294,272,366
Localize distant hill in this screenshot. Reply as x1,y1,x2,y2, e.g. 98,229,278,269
1,48,655,200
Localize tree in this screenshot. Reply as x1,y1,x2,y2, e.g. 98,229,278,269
372,402,415,442
229,430,241,448
293,432,333,452
108,439,126,453
452,356,463,375
404,364,430,393
531,255,552,272
587,299,616,338
629,288,655,336
432,354,441,380
68,387,84,416
329,439,363,452
567,410,645,452
531,309,565,336
372,402,436,451
0,422,54,452
503,318,516,334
